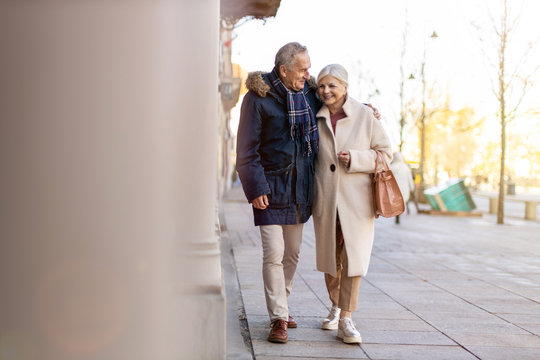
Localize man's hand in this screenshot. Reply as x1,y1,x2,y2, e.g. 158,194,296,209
365,103,381,120
252,194,269,210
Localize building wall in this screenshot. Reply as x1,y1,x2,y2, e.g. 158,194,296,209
218,22,242,197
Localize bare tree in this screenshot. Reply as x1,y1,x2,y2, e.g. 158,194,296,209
351,59,380,101
412,31,439,191
398,15,409,152
473,0,538,224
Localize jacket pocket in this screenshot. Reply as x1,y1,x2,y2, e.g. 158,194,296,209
264,164,293,209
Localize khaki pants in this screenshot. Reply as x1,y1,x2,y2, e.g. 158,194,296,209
324,219,362,312
259,223,303,322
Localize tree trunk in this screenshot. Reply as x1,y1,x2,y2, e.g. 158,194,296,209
496,0,508,225
497,112,506,224
399,26,407,152
420,61,426,188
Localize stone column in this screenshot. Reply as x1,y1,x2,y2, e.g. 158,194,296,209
0,1,224,359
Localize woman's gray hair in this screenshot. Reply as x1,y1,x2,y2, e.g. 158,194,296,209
317,64,349,86
275,42,308,70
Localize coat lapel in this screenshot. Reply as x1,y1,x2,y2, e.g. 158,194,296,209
316,106,337,153
336,98,361,151
316,97,362,153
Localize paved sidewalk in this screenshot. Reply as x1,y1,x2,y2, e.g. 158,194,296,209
221,185,540,360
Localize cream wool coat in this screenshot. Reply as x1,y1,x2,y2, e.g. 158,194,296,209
313,96,392,278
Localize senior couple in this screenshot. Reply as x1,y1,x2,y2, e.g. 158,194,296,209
236,42,392,344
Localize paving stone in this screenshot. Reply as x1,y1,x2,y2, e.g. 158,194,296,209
428,319,529,335
355,310,419,321
397,300,478,313
243,302,269,316
445,332,540,347
257,357,361,360
431,282,510,297
252,339,369,359
361,329,454,346
515,323,540,335
356,281,386,294
356,300,409,312
507,287,540,302
464,346,540,360
469,298,540,314
411,309,492,322
362,344,477,360
498,313,540,324
355,318,434,332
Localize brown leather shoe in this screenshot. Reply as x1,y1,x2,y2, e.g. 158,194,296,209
268,319,288,343
287,315,297,328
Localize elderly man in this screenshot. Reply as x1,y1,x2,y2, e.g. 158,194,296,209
236,42,319,343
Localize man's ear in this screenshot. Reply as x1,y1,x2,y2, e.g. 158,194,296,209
279,65,288,78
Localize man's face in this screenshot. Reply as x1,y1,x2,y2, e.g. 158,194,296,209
279,52,311,92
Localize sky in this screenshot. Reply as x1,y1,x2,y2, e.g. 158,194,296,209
230,0,540,148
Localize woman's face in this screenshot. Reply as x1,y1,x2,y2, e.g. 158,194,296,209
318,75,347,109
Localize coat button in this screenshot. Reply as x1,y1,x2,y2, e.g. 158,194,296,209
330,164,336,172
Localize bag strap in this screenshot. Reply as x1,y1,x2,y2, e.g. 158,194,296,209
374,150,389,172
371,168,378,218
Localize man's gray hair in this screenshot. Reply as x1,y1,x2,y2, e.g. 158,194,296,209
275,42,308,70
317,64,349,86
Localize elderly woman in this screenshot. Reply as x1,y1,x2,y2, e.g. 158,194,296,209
312,64,392,344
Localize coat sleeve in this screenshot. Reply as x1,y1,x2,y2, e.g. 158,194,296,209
346,113,392,173
235,93,271,202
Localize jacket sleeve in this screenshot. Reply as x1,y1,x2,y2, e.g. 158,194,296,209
346,112,392,173
236,93,271,202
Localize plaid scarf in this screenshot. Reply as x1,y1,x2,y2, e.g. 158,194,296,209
268,68,318,156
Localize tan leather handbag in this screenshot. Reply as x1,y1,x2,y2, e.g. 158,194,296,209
371,150,405,218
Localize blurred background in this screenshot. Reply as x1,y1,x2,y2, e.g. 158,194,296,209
226,0,540,196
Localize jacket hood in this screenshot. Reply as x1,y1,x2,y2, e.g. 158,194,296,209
245,71,318,97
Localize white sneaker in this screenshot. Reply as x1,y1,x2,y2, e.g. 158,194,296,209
337,317,362,344
321,306,341,330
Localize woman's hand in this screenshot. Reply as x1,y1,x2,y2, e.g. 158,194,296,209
337,151,351,168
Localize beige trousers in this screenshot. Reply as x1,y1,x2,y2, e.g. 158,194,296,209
259,223,304,322
324,218,362,312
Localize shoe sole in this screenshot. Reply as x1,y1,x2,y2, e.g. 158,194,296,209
267,337,288,343
321,322,338,330
341,336,362,344
337,330,362,344
287,322,297,328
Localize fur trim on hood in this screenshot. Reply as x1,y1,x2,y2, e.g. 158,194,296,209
246,71,318,97
307,76,318,92
245,71,271,97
